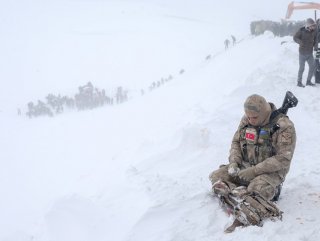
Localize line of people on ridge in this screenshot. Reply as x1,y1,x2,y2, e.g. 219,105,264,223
22,68,186,118
18,59,189,118
294,18,320,87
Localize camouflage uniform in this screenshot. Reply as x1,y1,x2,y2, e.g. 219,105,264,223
209,95,296,201
209,94,296,232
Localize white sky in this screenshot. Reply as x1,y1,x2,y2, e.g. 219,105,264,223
0,0,316,114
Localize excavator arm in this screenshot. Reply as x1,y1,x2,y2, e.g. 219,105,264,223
286,1,320,19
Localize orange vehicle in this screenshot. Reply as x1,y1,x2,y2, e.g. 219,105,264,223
285,1,320,19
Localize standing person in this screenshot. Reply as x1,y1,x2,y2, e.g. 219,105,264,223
231,35,236,45
209,94,296,233
314,18,320,84
224,39,230,50
293,18,316,87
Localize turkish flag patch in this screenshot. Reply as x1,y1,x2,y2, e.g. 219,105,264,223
245,132,255,140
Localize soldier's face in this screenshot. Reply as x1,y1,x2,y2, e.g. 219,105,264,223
246,113,260,126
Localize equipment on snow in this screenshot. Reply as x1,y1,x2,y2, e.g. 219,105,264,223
219,186,283,233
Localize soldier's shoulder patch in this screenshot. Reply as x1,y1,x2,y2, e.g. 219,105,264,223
280,132,292,144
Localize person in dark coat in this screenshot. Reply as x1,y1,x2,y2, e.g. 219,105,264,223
293,18,317,87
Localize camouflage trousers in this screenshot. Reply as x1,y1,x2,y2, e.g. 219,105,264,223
209,164,283,201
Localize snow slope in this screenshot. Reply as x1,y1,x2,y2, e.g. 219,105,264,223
1,1,320,241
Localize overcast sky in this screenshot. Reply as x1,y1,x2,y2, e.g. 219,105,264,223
0,0,317,112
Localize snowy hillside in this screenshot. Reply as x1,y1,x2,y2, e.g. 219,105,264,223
1,1,320,241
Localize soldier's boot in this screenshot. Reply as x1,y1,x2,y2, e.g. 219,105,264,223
297,81,305,88
306,80,316,86
212,180,230,197
224,219,244,233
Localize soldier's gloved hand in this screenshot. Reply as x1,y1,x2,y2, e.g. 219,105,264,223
238,166,256,182
228,163,240,177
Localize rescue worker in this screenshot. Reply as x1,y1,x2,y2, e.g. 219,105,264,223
209,94,296,233
224,39,230,50
231,35,236,45
293,18,316,87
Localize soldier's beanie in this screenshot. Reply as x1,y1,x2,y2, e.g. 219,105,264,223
244,94,271,120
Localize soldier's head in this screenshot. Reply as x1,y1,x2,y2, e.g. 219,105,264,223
244,94,271,126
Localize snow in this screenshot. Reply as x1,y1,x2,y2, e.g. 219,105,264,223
0,0,320,240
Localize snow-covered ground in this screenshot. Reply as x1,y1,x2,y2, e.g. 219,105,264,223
1,0,320,241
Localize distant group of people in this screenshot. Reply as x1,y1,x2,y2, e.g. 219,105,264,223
224,35,236,50
24,82,127,118
146,74,174,92
250,20,304,37
293,18,320,87
140,68,185,95
74,82,115,110
23,67,187,118
20,55,191,118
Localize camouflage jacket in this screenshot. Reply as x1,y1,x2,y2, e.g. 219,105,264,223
293,26,316,55
228,103,296,181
